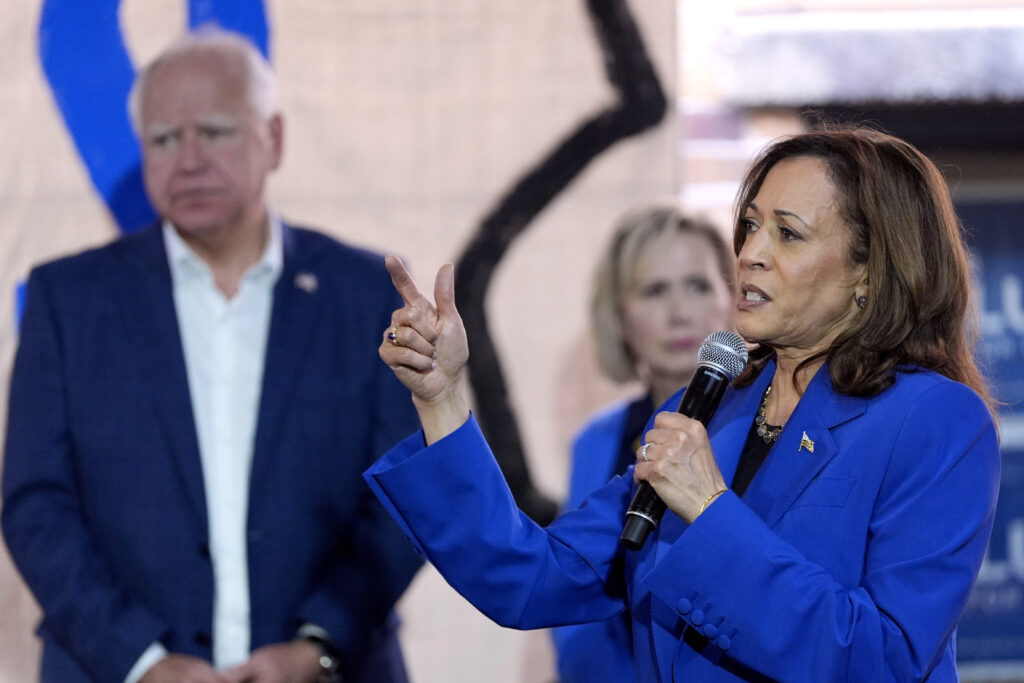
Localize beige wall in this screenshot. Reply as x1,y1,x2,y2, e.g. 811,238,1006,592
0,1,677,681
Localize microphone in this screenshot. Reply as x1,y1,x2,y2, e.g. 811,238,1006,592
620,330,748,550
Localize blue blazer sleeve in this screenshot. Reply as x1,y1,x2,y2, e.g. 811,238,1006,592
366,416,631,630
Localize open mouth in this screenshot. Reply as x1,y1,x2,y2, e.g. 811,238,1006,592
742,285,770,303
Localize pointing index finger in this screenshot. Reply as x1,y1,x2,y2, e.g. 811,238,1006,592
385,255,425,306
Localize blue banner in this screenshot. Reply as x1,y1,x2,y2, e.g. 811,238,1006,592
956,201,1024,666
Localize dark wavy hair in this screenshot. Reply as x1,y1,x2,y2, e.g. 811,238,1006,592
732,125,995,416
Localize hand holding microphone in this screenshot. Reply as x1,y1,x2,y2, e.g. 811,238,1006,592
621,330,748,550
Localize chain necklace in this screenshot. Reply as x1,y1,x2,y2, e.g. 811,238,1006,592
755,385,784,444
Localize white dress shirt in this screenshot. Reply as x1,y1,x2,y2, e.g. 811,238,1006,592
124,218,282,682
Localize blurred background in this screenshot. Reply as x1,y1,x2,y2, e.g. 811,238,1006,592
1,0,1022,680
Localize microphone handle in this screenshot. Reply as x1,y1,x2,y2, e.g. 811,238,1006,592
620,365,730,550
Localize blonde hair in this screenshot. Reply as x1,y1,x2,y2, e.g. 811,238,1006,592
591,205,732,382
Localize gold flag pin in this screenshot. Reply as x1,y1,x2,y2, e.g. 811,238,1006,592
799,431,815,453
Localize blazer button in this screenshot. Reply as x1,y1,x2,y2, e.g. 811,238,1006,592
193,631,212,647
716,634,731,651
198,543,210,558
690,609,705,626
676,598,693,615
702,623,718,639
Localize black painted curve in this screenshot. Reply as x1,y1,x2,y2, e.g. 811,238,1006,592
453,0,668,525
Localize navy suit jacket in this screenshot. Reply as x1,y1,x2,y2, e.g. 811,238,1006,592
366,360,1000,682
3,223,422,682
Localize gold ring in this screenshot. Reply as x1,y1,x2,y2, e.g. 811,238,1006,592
387,326,400,346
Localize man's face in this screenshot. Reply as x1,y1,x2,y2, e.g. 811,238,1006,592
139,48,281,238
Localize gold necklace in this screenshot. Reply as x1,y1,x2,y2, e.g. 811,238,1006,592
755,385,784,444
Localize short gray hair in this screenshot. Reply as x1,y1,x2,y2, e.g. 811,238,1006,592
591,205,733,382
127,26,279,136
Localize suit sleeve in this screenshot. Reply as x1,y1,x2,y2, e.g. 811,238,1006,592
293,277,424,661
365,415,632,631
2,269,167,682
642,381,1000,681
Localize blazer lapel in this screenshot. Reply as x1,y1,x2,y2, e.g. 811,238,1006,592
642,369,772,671
740,365,866,528
250,226,324,486
110,226,207,530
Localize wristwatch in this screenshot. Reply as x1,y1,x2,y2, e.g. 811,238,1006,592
303,633,342,682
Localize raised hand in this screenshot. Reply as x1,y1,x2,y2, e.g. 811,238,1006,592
380,256,470,443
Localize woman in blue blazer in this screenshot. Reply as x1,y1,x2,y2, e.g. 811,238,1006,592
366,127,1000,681
553,206,734,682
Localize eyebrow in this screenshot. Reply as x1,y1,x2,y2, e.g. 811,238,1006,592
746,202,810,229
775,209,810,229
143,123,178,139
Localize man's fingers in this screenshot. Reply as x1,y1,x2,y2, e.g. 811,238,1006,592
218,662,253,683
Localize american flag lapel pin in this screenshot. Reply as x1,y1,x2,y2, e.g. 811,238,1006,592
294,272,318,293
799,431,815,453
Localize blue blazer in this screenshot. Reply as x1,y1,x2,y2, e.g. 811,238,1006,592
552,401,636,683
366,360,1000,682
2,224,422,682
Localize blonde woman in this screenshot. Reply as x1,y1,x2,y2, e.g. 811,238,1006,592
553,207,734,682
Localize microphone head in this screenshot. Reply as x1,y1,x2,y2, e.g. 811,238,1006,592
697,330,748,380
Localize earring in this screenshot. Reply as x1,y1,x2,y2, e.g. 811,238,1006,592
856,296,867,309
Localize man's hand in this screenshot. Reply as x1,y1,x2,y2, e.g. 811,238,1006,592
221,640,323,683
140,654,227,683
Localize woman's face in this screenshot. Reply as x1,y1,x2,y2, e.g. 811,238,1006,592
621,231,734,385
735,156,866,360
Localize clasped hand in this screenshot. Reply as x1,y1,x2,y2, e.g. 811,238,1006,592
140,640,321,683
634,412,729,524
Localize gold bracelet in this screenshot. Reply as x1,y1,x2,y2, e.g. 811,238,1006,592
698,488,728,517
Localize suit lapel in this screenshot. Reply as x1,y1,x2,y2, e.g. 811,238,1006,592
250,226,324,487
641,369,771,670
110,226,207,530
637,361,865,669
740,365,866,528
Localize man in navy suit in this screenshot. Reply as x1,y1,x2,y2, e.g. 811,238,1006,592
2,28,421,683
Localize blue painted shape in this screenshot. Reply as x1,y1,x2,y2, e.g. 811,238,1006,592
14,280,27,334
37,0,269,235
38,0,152,233
189,0,270,59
